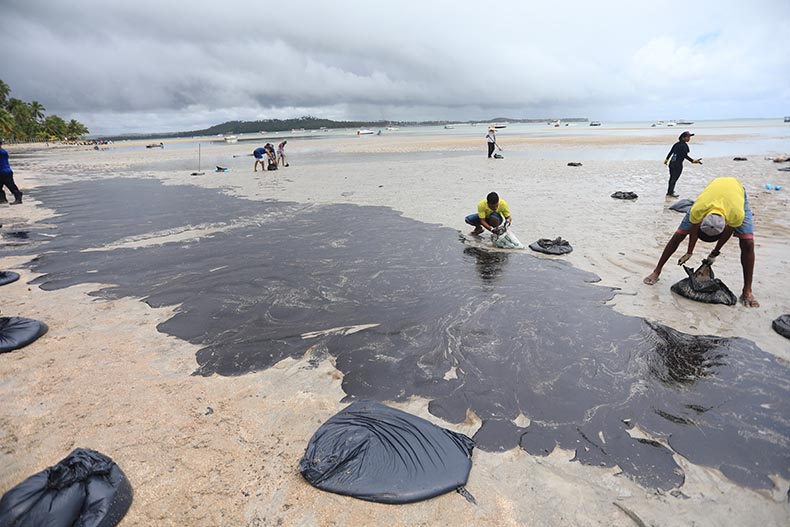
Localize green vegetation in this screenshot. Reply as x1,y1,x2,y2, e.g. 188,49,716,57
0,79,89,142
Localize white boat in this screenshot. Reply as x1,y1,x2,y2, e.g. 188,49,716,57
666,122,676,127
589,121,601,127
357,129,375,135
549,120,560,127
492,123,508,129
444,125,455,129
291,128,305,133
223,135,238,143
385,126,399,131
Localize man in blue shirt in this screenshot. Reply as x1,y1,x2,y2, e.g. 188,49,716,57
253,146,267,172
0,140,23,205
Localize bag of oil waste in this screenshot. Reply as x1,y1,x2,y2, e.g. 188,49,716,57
772,315,790,339
0,317,48,353
669,199,695,213
670,263,737,306
0,271,20,286
529,237,573,255
0,448,132,527
493,229,525,249
611,191,638,200
299,400,475,504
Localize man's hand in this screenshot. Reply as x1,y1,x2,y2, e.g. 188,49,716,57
663,159,669,165
693,159,703,164
678,253,693,266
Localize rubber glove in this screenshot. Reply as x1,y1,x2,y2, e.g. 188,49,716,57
678,253,692,265
706,250,719,264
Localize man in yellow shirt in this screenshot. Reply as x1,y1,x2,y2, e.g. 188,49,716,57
465,192,512,235
643,177,758,307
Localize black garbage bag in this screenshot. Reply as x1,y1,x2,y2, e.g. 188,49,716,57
0,448,132,527
299,400,475,504
493,153,504,159
567,162,583,167
670,263,737,306
669,199,695,213
529,237,573,255
0,317,48,353
733,157,748,161
611,191,638,200
772,315,790,339
0,271,20,286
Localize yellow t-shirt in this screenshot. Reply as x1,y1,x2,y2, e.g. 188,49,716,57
689,177,745,227
478,198,510,219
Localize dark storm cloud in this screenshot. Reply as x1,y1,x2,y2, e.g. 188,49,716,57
4,0,790,134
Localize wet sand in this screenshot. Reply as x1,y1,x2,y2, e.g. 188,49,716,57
1,131,789,526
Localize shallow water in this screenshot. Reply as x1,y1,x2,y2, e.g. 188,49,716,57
9,178,789,492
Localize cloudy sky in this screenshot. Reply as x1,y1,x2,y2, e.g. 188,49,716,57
5,0,790,135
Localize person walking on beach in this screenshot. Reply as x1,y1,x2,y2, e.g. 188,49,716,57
253,147,267,172
465,192,512,235
486,127,497,158
664,131,701,197
0,140,23,205
277,140,289,167
643,177,759,307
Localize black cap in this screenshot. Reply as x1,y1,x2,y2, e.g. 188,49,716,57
679,131,695,140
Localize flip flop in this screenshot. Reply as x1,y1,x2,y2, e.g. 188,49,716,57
739,295,761,308
643,275,660,285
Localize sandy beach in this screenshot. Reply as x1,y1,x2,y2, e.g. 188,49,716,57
1,127,789,526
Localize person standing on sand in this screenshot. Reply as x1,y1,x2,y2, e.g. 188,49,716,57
277,140,289,167
0,140,23,205
253,147,267,172
486,127,497,158
465,192,512,235
664,131,702,197
643,177,759,307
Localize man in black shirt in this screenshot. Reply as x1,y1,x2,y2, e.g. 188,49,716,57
664,131,701,197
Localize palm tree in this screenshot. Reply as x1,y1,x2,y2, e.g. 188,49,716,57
66,119,89,139
0,79,10,108
29,101,46,123
0,108,14,139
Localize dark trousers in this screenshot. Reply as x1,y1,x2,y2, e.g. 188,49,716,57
1,171,22,202
667,164,683,195
487,142,495,158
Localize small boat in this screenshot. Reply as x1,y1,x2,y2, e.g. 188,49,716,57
784,116,790,123
666,122,676,127
444,125,455,129
357,129,375,135
223,135,238,143
549,120,560,127
677,121,694,125
291,128,305,133
146,142,164,148
385,127,399,131
492,123,507,129
589,121,601,127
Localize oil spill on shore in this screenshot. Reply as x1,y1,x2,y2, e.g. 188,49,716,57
9,178,789,492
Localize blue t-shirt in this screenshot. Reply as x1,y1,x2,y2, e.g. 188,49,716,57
253,147,266,158
0,148,11,174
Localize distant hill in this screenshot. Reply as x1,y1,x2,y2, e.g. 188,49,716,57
99,115,589,140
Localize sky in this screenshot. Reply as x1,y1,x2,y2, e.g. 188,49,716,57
4,0,790,136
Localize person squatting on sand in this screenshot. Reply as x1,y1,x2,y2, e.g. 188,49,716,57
465,192,512,235
0,140,23,205
643,177,759,307
253,146,267,171
664,130,702,197
485,127,497,158
277,140,289,167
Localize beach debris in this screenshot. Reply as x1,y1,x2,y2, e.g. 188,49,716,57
529,237,573,255
670,262,737,306
215,166,229,172
0,448,133,527
733,157,748,161
772,315,790,340
613,502,649,527
777,167,790,172
567,162,583,167
669,198,695,213
0,316,48,353
611,191,638,200
0,270,20,286
299,400,475,504
493,153,504,159
145,142,164,149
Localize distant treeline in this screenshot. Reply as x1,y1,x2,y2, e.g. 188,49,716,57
0,79,90,142
100,115,590,141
